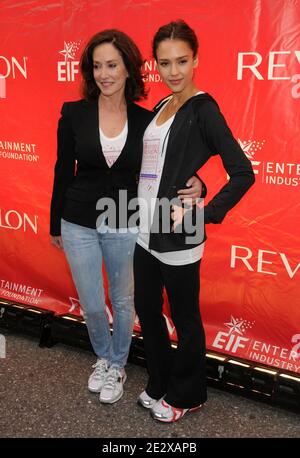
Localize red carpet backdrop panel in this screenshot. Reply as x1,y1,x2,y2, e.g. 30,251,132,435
0,0,299,373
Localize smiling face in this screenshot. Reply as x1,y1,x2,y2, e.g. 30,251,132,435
93,42,128,98
156,39,198,95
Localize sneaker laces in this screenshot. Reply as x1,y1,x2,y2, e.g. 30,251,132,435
91,360,107,380
103,367,121,391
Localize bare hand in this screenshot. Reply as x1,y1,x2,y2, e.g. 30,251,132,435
50,235,64,250
177,176,202,204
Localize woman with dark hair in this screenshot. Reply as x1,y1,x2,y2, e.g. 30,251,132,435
50,29,202,405
134,20,255,422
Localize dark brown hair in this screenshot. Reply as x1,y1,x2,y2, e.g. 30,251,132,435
80,29,147,103
152,20,199,60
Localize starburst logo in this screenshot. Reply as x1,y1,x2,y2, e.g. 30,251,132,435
57,41,81,82
212,315,255,354
238,138,264,175
224,316,255,335
238,139,265,159
59,41,81,62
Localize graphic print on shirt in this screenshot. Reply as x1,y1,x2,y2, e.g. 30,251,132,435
101,142,122,167
100,122,128,168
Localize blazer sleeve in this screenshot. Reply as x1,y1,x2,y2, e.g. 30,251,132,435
50,103,76,236
198,101,255,224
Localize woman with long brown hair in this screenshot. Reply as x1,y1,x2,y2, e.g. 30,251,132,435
50,28,202,405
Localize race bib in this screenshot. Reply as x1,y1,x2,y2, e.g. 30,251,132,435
140,138,160,181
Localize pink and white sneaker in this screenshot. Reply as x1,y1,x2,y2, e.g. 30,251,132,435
150,398,203,423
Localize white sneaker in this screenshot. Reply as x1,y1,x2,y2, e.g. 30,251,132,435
99,366,127,404
88,359,109,393
150,398,203,423
137,390,158,409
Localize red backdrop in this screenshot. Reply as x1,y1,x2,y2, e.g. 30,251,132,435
1,0,299,373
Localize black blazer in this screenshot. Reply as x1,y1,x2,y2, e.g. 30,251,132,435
50,99,153,236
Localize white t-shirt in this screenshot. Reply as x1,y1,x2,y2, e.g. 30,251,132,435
100,121,128,167
137,96,205,265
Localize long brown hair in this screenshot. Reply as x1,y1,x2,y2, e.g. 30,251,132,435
80,29,147,103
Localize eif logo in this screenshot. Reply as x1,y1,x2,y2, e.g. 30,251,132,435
0,333,6,358
212,314,300,371
57,41,81,82
212,316,255,353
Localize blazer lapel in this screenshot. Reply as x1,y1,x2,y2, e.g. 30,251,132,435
81,99,108,168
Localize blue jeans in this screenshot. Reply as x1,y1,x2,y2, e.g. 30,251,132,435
61,219,138,368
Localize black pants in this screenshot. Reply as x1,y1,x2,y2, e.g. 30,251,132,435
134,243,207,409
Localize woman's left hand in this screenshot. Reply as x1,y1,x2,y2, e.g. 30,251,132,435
172,176,203,230
177,176,202,204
